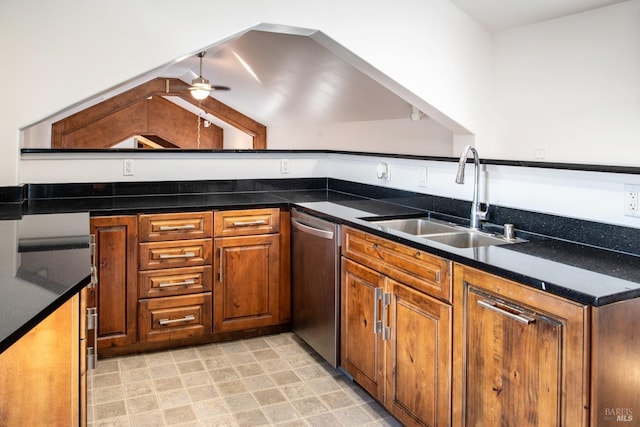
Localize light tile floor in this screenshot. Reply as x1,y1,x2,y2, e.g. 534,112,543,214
88,332,400,426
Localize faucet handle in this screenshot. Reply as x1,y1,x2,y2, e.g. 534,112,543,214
477,203,490,221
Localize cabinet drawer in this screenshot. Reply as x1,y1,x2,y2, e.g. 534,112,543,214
139,239,212,270
138,266,212,298
139,211,212,242
138,293,212,343
214,208,280,237
342,226,452,302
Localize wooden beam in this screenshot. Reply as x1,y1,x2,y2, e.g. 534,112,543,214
52,78,266,149
162,78,267,149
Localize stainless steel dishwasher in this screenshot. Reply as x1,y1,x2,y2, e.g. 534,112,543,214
291,208,341,367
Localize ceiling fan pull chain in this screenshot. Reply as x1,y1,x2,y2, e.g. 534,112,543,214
197,101,202,149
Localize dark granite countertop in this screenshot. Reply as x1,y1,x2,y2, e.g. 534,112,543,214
0,212,92,354
15,188,640,306
25,187,640,306
286,196,640,307
3,183,640,355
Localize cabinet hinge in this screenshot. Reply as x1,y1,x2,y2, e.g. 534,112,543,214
87,346,97,370
88,234,97,288
86,307,98,370
86,307,97,330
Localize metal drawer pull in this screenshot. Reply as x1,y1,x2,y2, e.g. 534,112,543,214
232,220,267,227
218,247,223,283
159,315,195,326
382,292,391,341
291,218,334,240
159,279,196,288
159,251,196,259
477,299,536,325
159,224,197,231
374,288,383,334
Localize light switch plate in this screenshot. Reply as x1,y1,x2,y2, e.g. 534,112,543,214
123,159,134,176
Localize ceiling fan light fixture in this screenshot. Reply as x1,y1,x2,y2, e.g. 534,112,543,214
191,89,209,100
189,52,230,100
190,80,211,100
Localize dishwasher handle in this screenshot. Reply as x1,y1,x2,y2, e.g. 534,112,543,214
291,218,335,240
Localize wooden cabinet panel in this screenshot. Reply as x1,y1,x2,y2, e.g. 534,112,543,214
341,258,386,400
139,293,212,343
342,226,451,302
0,293,84,426
385,278,452,427
278,209,292,323
214,208,280,237
465,287,562,426
341,227,454,425
138,265,212,298
90,215,138,349
139,211,212,242
214,233,280,333
139,239,212,270
453,263,588,427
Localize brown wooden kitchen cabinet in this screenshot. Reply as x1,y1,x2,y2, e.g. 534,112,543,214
452,263,589,427
137,211,213,346
213,208,282,334
341,226,452,427
0,291,86,426
90,215,138,352
341,258,386,399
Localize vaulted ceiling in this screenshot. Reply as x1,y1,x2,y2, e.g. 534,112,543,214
26,2,626,149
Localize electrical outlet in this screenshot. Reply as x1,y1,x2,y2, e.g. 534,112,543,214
376,162,390,181
624,184,640,217
123,159,134,176
280,159,290,174
534,147,546,160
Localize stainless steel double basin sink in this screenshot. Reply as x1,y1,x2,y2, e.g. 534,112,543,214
366,217,524,248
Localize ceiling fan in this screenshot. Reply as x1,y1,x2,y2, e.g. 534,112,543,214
189,51,230,100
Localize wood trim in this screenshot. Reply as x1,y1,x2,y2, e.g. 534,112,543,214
591,298,640,425
52,78,266,149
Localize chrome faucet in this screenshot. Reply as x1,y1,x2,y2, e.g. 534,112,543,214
455,145,488,230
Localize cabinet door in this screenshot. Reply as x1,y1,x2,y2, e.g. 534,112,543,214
0,294,83,426
213,234,280,333
453,264,588,427
341,258,385,400
385,278,451,427
90,216,138,349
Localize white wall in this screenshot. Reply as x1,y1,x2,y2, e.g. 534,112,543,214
22,151,640,229
0,0,489,186
268,117,453,155
328,153,640,228
490,1,640,165
4,0,640,231
20,152,329,183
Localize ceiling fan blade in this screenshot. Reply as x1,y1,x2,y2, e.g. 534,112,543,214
188,85,231,92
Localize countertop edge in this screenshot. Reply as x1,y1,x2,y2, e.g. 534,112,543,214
0,274,91,355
